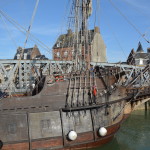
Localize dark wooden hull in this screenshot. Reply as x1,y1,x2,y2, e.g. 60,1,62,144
2,118,121,150
1,63,150,150
0,74,133,150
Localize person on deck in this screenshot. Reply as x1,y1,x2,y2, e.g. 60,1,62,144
90,65,94,77
92,85,97,104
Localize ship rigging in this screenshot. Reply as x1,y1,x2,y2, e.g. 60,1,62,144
0,1,150,150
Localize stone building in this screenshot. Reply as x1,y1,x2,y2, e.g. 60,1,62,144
127,42,150,66
53,27,106,62
14,45,48,60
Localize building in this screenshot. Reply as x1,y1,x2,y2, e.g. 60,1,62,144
14,45,48,60
127,42,150,66
53,27,106,62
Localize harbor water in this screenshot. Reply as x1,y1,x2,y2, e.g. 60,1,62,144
91,109,150,150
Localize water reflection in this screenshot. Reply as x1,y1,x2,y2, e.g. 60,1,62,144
91,110,150,150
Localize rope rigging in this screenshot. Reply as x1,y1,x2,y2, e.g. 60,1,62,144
24,0,40,48
93,0,108,62
122,0,150,22
107,0,150,44
103,14,128,61
0,0,149,97
0,13,17,48
94,0,100,28
0,0,40,98
0,9,52,55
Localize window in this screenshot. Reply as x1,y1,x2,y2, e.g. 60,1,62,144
56,42,62,47
56,52,60,57
139,58,143,65
40,119,52,134
17,54,20,59
8,123,17,134
64,51,68,57
24,53,27,59
56,43,60,47
72,50,74,55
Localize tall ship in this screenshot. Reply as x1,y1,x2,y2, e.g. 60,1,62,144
0,0,150,150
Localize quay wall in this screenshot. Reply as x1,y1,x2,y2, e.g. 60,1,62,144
135,101,150,110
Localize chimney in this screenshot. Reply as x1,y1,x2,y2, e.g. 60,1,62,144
67,29,72,35
94,26,100,33
34,44,38,49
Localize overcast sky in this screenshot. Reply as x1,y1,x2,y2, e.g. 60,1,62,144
0,0,150,62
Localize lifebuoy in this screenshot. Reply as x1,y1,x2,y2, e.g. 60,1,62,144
55,76,59,82
59,76,64,81
55,76,64,82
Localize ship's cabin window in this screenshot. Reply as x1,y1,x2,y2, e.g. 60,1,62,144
40,119,52,133
8,123,17,134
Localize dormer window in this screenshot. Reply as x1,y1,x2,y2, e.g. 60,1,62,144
56,43,60,47
24,53,27,59
17,54,20,59
139,58,143,65
56,41,62,48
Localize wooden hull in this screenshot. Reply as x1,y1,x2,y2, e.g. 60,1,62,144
2,72,149,150
2,118,121,150
0,74,128,150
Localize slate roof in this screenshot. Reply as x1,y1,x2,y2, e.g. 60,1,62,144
127,42,150,65
14,45,48,60
136,42,144,53
127,48,135,65
134,53,149,59
53,29,95,49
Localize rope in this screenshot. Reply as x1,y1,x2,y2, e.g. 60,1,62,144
0,9,52,54
122,0,150,21
94,0,100,27
0,14,17,48
108,0,150,44
52,0,73,69
14,0,40,96
0,0,40,98
137,27,150,45
24,0,40,48
113,99,132,121
103,14,128,61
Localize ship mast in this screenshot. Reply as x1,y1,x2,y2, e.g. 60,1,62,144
73,0,80,70
73,0,92,70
